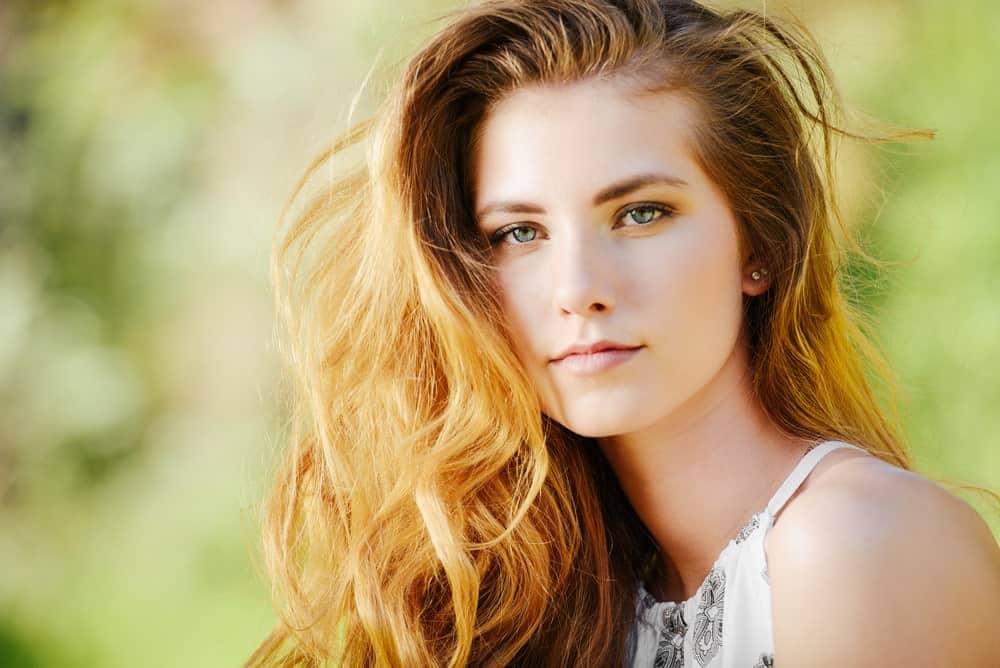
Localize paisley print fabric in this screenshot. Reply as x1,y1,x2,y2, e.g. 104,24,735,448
653,604,686,668
734,514,759,544
691,567,725,666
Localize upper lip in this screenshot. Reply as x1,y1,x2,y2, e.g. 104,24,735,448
551,339,643,362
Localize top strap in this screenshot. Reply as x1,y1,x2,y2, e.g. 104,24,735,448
765,440,866,516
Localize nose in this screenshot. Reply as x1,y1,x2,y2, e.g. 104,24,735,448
551,232,617,317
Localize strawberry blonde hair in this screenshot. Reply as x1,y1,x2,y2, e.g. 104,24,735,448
245,1,977,665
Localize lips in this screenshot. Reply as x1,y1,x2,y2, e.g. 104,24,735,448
551,339,642,363
550,345,644,376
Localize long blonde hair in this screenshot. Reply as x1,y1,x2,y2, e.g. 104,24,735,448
248,1,953,665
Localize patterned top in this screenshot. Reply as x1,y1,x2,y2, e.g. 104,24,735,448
624,440,866,667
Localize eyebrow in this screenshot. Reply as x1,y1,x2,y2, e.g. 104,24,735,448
475,172,689,220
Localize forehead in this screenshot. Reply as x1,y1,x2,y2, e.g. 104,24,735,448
472,77,704,202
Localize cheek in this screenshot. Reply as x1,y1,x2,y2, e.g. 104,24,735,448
637,222,744,353
628,222,722,291
495,264,546,357
600,218,735,388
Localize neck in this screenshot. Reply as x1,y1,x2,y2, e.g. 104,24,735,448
597,340,814,602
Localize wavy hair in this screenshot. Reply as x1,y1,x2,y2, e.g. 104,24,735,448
245,1,968,665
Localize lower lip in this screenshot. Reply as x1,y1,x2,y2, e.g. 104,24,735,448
551,347,643,376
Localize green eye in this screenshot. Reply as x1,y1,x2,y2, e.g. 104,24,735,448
488,224,538,246
626,206,662,225
510,226,537,243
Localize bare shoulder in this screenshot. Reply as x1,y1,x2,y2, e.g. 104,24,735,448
768,447,998,561
766,447,1000,667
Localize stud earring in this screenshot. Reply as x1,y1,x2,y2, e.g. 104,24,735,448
751,268,769,281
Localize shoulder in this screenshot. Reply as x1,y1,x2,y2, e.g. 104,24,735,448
765,447,1000,666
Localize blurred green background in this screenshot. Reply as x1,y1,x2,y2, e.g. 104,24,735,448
0,0,996,665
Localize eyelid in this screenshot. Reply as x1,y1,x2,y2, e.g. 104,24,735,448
488,222,543,245
616,202,678,226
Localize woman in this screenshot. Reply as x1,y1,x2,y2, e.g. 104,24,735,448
248,1,1000,665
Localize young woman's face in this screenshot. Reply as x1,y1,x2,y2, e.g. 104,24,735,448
473,77,758,437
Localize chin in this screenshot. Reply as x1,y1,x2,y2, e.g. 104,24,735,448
545,403,650,439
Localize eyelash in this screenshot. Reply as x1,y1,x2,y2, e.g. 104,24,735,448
487,202,677,246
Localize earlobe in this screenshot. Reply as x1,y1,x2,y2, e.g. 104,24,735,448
742,266,771,296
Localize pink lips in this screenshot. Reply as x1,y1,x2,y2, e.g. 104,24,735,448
550,340,644,376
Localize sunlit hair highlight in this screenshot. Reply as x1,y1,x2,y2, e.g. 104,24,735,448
245,1,980,666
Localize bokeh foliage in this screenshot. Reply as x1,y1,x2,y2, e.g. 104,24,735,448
1,1,996,665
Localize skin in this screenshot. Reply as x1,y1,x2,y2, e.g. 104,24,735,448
472,75,1000,665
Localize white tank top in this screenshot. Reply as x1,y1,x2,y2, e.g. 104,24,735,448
624,440,867,667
